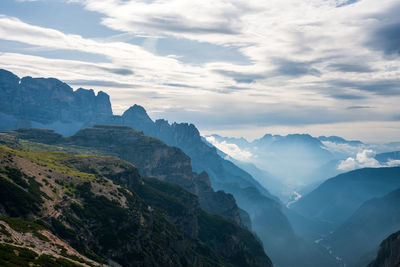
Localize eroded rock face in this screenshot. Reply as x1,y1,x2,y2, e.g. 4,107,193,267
0,69,112,127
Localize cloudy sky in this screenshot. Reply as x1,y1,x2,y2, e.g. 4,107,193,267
1,0,400,142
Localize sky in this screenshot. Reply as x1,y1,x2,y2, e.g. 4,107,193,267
0,0,400,142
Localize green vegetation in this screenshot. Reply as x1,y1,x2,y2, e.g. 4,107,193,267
137,178,266,267
51,218,77,241
0,144,111,183
14,150,97,181
0,223,11,237
0,164,48,204
0,165,29,188
59,249,97,267
133,178,193,218
0,158,51,216
0,243,85,267
0,175,41,216
35,254,83,267
0,243,38,267
71,182,135,249
144,178,199,206
0,216,49,242
198,211,264,267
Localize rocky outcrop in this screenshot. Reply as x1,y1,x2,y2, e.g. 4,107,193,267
368,231,400,267
0,69,112,130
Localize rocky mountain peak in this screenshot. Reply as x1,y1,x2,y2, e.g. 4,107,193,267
0,69,19,87
123,104,151,118
123,104,152,121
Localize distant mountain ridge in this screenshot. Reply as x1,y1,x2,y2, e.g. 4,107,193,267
375,151,400,163
208,133,338,194
288,166,400,266
291,167,400,227
326,188,400,266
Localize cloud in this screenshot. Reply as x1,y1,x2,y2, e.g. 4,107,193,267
387,159,400,167
213,70,266,83
367,22,400,56
71,0,248,42
154,37,251,65
330,80,400,96
347,106,373,109
327,63,374,73
97,67,134,76
336,0,361,7
322,141,364,156
338,150,380,171
66,79,137,88
363,2,400,57
338,149,400,171
163,83,196,88
2,0,400,142
329,92,367,100
273,59,321,77
205,135,253,161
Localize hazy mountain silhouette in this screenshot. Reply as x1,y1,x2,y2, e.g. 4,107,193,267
291,167,400,228
325,188,400,266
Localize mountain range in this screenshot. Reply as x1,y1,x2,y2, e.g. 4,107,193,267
0,138,271,266
2,68,400,267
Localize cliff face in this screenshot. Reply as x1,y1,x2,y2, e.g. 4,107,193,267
0,69,112,131
0,143,272,267
368,231,400,267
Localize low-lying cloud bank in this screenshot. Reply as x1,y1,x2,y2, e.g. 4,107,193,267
338,149,400,171
205,136,253,161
